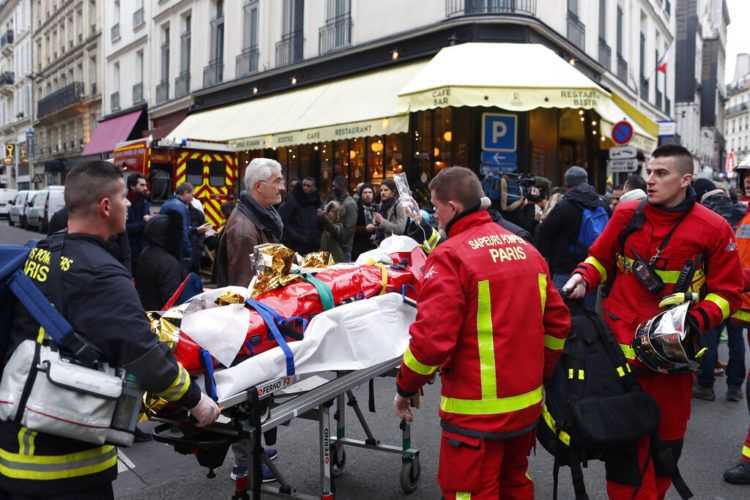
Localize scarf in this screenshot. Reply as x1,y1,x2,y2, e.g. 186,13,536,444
238,192,284,243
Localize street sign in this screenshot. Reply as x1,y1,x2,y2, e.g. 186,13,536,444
657,120,676,137
611,120,634,145
481,113,517,152
481,163,517,176
481,151,517,164
608,158,638,172
609,145,637,160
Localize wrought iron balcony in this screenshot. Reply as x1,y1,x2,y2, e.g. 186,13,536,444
236,46,259,77
275,30,303,67
726,102,749,116
203,59,223,88
319,13,351,55
133,8,145,29
132,82,143,104
156,80,169,104
37,82,85,118
617,54,627,82
0,30,13,48
175,71,190,98
111,91,120,111
598,38,611,70
111,23,120,42
567,12,585,52
445,0,536,17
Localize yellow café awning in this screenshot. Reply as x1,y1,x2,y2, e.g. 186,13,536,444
396,43,657,151
168,61,427,149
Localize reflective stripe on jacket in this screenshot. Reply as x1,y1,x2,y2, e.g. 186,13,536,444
731,210,750,326
396,210,570,436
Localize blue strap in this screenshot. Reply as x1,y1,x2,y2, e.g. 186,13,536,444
8,269,74,344
401,284,419,302
245,299,295,376
281,315,308,333
199,349,218,401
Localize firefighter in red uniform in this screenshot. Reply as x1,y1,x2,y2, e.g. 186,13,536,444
564,144,743,499
724,162,750,484
393,166,571,499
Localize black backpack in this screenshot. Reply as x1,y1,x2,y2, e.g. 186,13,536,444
537,302,663,500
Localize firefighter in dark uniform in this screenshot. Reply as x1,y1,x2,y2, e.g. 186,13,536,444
0,161,220,499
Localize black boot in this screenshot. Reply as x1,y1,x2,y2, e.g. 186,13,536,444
134,426,153,443
724,461,750,484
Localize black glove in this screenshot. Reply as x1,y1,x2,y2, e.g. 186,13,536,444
685,314,702,337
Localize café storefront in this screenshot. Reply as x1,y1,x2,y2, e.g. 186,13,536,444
168,43,657,203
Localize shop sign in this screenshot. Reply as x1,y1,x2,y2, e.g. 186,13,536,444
609,146,637,160
482,113,517,152
608,158,638,172
657,120,676,137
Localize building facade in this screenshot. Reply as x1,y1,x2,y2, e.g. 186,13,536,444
32,0,101,185
0,0,33,189
725,71,750,168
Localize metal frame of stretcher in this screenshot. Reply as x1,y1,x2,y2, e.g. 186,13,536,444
213,356,421,500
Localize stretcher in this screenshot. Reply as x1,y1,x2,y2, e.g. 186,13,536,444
152,295,422,499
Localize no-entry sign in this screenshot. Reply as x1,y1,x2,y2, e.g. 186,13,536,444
611,120,634,145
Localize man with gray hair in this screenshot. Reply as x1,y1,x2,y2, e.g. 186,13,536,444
216,158,285,288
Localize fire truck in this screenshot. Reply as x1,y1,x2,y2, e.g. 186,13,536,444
113,138,238,227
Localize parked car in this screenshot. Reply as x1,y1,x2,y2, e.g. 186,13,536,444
8,190,39,228
0,188,18,219
26,186,65,233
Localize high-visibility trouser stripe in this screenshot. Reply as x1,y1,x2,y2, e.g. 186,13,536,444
456,492,471,500
742,445,750,460
158,365,191,402
538,273,547,315
584,256,607,284
440,385,543,415
17,428,36,456
477,281,497,400
0,445,117,480
403,347,438,376
705,293,731,320
544,335,566,351
620,343,636,361
541,404,571,446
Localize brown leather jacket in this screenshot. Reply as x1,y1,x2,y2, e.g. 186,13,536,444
215,202,274,287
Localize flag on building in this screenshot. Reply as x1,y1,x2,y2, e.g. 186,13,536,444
657,50,669,74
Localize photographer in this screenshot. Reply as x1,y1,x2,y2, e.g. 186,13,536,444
500,175,548,236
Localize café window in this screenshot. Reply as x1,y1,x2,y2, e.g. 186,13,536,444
366,136,384,185
318,142,332,199
209,160,226,187
186,158,203,186
333,141,348,181
349,138,365,190
384,133,405,181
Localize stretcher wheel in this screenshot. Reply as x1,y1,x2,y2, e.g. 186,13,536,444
332,448,346,477
399,457,420,494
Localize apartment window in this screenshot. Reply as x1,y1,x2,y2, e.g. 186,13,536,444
598,0,606,38
597,0,610,69
89,55,97,95
133,0,145,29
276,0,304,66
157,25,170,103
237,2,259,77
112,1,120,42
566,0,585,52
204,2,224,87
111,62,120,111
320,0,351,55
133,50,144,103
177,14,191,97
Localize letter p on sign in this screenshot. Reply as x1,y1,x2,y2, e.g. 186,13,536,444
482,113,517,152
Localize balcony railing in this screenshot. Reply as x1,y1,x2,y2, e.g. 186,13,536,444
445,0,536,17
640,76,649,101
598,38,611,70
275,30,303,67
111,23,120,42
0,71,14,85
110,91,120,111
617,54,627,82
727,102,749,116
156,80,169,104
175,71,190,98
0,30,13,47
567,12,585,51
37,82,85,118
203,58,223,87
319,13,352,55
236,46,259,77
133,8,145,29
132,82,143,104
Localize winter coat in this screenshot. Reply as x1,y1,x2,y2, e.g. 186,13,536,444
126,191,151,272
160,195,191,258
334,193,358,255
701,190,747,230
374,198,407,244
279,182,322,255
353,200,377,259
135,211,185,311
319,201,347,263
536,184,610,275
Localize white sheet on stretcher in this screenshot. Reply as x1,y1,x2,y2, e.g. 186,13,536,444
203,292,416,400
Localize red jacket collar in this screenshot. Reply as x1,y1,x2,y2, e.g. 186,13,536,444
447,210,491,238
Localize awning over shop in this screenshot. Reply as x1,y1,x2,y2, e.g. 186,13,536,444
168,61,426,149
396,43,657,151
82,110,143,156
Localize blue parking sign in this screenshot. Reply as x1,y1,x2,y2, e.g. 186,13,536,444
482,113,517,152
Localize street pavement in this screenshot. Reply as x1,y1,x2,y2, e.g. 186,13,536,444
1,219,749,499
